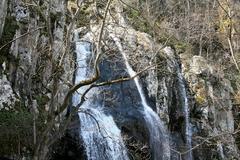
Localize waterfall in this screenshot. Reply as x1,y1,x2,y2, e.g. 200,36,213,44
164,47,193,160
73,31,129,160
111,35,170,160
217,142,225,159
176,69,193,160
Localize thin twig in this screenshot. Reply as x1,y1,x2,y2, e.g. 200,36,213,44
0,27,44,51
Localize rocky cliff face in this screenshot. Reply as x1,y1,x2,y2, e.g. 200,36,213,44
181,55,239,159
0,1,239,160
0,0,8,38
0,0,74,159
0,0,74,110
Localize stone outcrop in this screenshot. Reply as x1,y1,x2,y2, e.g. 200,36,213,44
181,55,239,159
0,0,74,158
0,74,17,110
0,0,74,109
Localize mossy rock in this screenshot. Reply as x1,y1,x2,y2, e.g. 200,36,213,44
195,94,207,105
0,15,18,64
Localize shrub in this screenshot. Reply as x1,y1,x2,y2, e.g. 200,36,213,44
0,109,33,156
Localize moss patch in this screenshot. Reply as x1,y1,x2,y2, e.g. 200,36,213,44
0,108,33,155
0,99,47,156
0,15,19,64
125,8,152,35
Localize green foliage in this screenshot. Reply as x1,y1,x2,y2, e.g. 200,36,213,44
175,42,189,54
0,109,33,155
195,94,206,105
76,7,91,28
35,95,49,106
0,101,46,156
125,8,152,34
157,32,191,54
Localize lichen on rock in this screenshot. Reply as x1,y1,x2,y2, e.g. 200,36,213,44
0,74,17,110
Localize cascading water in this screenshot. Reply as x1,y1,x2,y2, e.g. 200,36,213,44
217,142,225,159
177,70,193,160
177,69,193,160
111,35,170,160
72,31,129,160
164,47,193,160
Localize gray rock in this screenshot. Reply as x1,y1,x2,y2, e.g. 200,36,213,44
182,55,239,159
0,75,17,110
0,0,8,38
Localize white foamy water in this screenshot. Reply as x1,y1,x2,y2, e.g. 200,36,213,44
73,31,129,160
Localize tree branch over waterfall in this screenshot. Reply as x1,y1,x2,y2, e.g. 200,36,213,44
59,0,113,115
32,1,119,159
